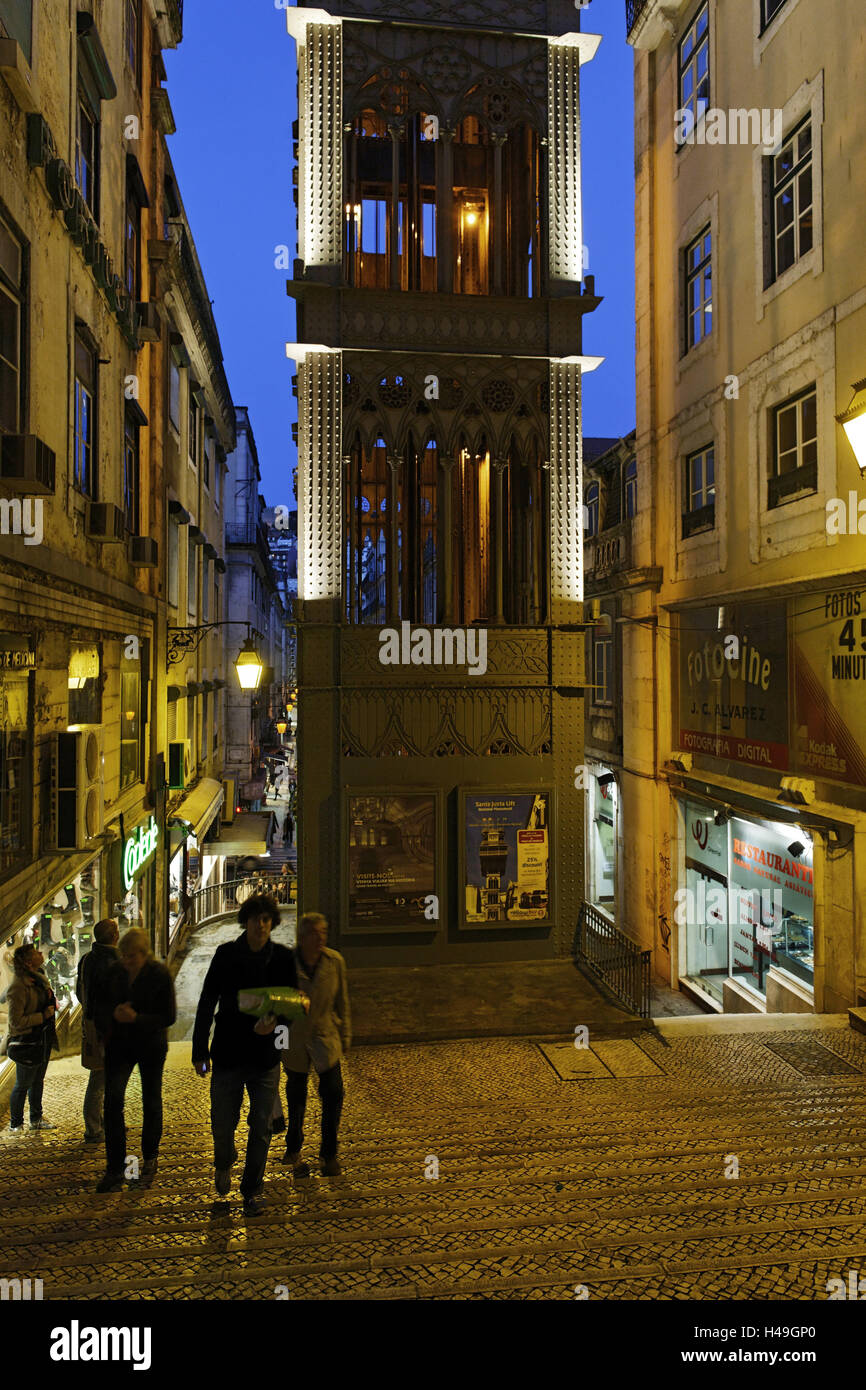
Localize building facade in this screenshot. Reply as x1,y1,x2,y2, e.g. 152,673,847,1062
626,0,866,1012
286,0,601,965
0,0,233,1104
224,407,287,808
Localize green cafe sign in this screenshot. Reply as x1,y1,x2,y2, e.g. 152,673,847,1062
123,817,159,892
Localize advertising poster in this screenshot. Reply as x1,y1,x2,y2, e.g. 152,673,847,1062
791,590,866,785
464,792,550,924
347,793,436,927
677,602,789,770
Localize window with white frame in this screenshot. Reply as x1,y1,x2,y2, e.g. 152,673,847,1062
678,3,709,137
683,445,715,538
760,0,789,32
187,537,197,620
684,227,712,351
624,459,637,520
768,385,817,508
770,117,813,283
585,481,599,537
593,636,613,706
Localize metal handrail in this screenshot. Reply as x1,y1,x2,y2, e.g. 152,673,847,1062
577,901,652,1018
190,872,297,926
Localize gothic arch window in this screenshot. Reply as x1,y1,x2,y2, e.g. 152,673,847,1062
452,112,542,297
399,434,439,624
585,481,600,537
346,106,437,292
502,436,548,624
346,433,389,624
452,436,491,623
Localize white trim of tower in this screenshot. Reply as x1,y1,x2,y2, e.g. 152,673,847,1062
290,10,343,274
547,32,601,288
295,348,343,609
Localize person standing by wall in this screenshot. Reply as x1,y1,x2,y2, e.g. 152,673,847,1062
94,929,176,1192
76,919,120,1143
277,913,351,1177
6,945,58,1133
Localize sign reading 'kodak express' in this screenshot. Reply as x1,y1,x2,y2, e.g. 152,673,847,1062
123,817,159,892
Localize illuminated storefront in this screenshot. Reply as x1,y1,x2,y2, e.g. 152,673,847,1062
586,765,617,918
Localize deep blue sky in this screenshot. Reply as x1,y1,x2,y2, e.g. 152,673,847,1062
164,0,635,506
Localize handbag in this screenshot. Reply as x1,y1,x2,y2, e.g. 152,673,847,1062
7,1033,46,1067
81,1016,105,1071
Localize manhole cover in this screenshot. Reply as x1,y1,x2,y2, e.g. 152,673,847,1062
539,1039,664,1081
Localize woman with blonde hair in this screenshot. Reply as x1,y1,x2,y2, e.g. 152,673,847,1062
6,943,59,1133
93,927,176,1192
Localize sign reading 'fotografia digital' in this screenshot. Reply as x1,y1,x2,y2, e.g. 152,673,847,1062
347,793,437,929
677,603,789,770
463,793,551,926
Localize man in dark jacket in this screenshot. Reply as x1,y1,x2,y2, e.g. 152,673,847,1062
94,928,176,1193
192,894,301,1218
76,918,120,1143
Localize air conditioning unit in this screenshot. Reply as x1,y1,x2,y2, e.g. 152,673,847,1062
135,301,161,341
222,778,236,823
0,434,56,493
168,739,193,790
86,502,125,542
54,729,104,850
129,535,158,566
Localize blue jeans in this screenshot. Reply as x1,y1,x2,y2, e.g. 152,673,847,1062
104,1052,166,1174
10,1058,48,1126
211,1064,280,1198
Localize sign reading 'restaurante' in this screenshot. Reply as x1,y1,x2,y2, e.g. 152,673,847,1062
677,602,789,770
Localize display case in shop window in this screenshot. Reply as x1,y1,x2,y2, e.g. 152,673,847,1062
773,912,814,987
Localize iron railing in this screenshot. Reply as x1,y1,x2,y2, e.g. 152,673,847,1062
626,0,649,35
190,872,297,926
577,901,652,1018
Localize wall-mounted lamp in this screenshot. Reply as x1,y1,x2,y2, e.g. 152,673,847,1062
836,378,866,475
787,840,806,859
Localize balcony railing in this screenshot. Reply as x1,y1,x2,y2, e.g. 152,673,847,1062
585,521,632,580
190,871,297,927
681,502,715,539
626,0,649,35
768,461,817,510
577,901,652,1018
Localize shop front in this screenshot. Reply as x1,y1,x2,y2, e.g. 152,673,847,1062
167,778,224,945
585,764,618,920
114,813,159,939
0,854,103,1079
676,795,815,1013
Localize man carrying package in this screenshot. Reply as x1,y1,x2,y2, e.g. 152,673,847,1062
192,894,308,1218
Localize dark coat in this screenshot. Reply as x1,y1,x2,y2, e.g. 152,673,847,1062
96,959,176,1062
77,942,121,1026
192,933,299,1071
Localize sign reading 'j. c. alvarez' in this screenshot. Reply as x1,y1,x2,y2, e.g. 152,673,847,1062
677,601,789,771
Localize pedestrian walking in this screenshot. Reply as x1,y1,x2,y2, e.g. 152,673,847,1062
76,918,120,1143
6,944,59,1133
277,913,351,1178
283,813,294,847
192,895,307,1217
94,928,176,1193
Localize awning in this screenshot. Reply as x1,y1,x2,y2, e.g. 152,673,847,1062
169,777,224,842
208,812,271,857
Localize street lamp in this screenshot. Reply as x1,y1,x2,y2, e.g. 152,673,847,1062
276,719,287,735
234,637,265,691
837,378,866,475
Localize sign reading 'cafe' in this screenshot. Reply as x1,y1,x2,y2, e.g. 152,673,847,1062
123,817,159,893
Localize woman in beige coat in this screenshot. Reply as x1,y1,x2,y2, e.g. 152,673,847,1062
7,944,59,1132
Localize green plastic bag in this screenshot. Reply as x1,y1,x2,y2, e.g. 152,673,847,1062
237,986,307,1020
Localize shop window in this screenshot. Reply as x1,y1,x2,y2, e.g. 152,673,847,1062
73,329,97,499
588,771,616,911
0,209,25,435
0,664,31,880
768,385,817,508
68,645,101,726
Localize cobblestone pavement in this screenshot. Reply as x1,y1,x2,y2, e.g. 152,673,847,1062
3,1026,866,1301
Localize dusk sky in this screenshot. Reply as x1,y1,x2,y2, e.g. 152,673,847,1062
164,0,635,506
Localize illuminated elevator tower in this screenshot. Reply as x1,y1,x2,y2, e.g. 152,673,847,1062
286,0,602,965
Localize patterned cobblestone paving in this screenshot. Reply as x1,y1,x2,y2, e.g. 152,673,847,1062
3,1028,866,1299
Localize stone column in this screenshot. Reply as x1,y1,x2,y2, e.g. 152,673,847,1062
297,20,342,278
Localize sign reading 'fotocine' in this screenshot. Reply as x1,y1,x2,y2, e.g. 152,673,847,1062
677,602,789,770
123,817,159,892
